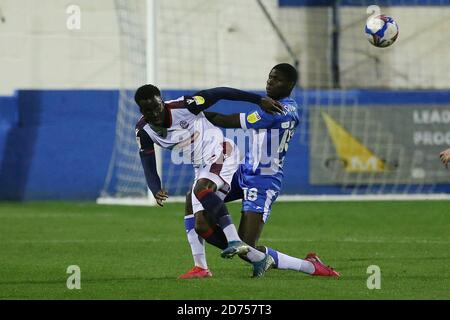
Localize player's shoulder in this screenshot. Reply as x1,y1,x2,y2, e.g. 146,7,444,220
165,96,202,118
165,96,186,109
135,116,147,132
257,98,298,128
280,97,298,113
134,120,154,149
281,97,300,119
135,117,150,139
134,117,154,146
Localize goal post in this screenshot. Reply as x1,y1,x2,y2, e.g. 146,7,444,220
98,0,450,206
97,0,159,206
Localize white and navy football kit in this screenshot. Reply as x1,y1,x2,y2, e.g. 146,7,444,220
225,97,300,223
135,87,263,212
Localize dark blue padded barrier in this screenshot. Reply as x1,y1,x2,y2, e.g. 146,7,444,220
0,89,449,200
297,89,450,105
161,89,450,196
0,90,118,200
0,94,18,162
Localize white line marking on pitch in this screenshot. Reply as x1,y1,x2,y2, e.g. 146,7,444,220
1,238,448,245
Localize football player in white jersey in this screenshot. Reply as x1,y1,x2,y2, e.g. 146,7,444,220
179,64,340,279
134,85,283,278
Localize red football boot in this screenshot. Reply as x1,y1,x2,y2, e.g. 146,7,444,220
178,266,213,279
305,253,340,278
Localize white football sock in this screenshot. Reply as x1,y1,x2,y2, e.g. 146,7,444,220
222,224,241,242
222,223,265,262
185,215,208,270
246,247,266,262
186,229,207,269
277,251,314,274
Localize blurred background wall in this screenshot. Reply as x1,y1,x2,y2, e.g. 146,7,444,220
1,0,450,200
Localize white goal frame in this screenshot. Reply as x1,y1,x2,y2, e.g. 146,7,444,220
97,0,160,206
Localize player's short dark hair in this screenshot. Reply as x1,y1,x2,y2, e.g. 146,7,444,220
272,63,298,85
134,84,161,106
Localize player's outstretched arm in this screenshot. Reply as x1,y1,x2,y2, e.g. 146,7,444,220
188,87,283,115
137,130,168,206
439,148,450,169
204,112,241,128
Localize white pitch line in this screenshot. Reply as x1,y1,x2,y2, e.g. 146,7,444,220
0,214,115,218
264,238,450,245
96,194,450,206
0,239,170,244
1,238,448,245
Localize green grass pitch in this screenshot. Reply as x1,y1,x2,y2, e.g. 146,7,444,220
0,201,449,300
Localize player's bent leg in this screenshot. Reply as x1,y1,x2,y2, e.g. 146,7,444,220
238,208,316,275
194,211,212,235
239,208,339,276
257,244,340,277
237,211,265,263
236,208,339,277
191,155,270,275
187,188,211,236
195,212,227,250
192,178,249,259
190,171,243,250
237,189,333,276
238,211,264,248
237,211,275,277
179,190,211,279
185,190,194,216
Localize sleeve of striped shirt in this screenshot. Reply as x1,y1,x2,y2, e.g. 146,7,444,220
185,87,262,115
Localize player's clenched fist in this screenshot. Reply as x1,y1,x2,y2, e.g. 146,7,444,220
155,189,168,207
439,148,450,169
260,97,284,115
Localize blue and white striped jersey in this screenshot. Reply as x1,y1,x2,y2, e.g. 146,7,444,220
238,96,300,191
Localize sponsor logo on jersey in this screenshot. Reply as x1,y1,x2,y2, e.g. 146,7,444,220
247,111,261,124
193,96,205,105
180,120,189,129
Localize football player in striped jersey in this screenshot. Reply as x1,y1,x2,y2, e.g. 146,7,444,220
180,64,340,279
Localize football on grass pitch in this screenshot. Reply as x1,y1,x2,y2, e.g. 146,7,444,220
365,15,399,48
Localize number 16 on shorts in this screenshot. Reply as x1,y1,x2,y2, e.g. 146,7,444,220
243,187,258,201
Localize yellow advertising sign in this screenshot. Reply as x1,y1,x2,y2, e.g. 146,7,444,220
321,112,388,173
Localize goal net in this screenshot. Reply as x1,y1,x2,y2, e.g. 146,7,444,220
99,0,450,205
97,0,152,205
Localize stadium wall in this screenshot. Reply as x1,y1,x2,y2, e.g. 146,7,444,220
0,90,118,200
1,1,449,200
0,0,140,95
1,89,450,200
1,1,449,95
